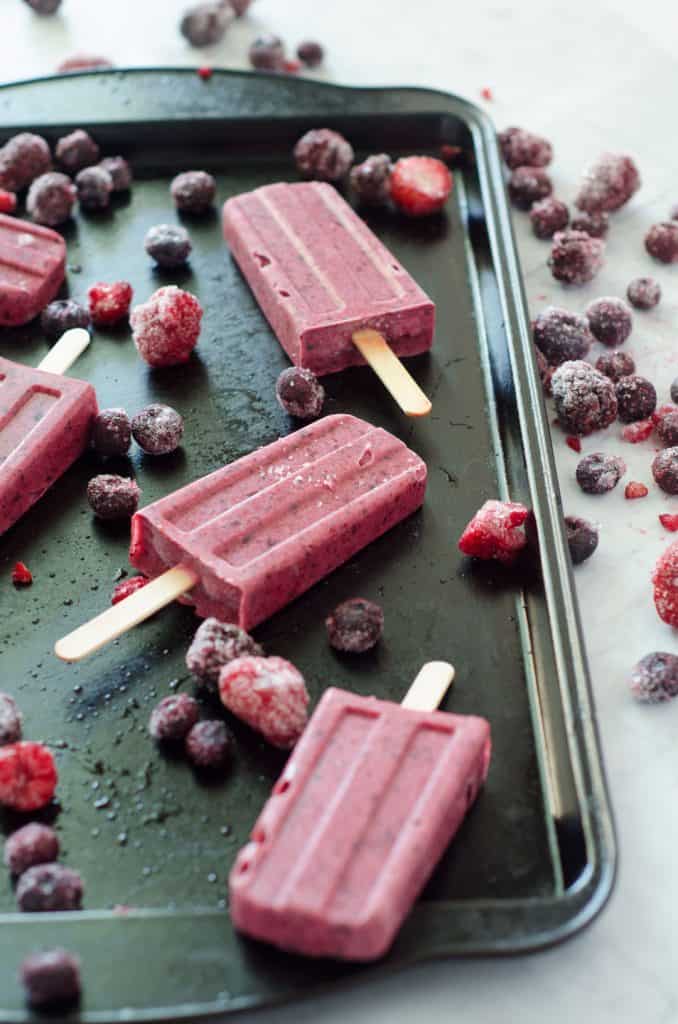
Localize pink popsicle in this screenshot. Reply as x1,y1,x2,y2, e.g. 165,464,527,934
229,684,492,960
222,182,435,377
0,214,66,326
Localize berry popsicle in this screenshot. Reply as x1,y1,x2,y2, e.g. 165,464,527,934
55,414,427,661
229,662,492,961
1,328,96,535
0,213,66,326
223,182,434,416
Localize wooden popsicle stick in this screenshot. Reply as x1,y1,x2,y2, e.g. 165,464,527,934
54,565,199,663
352,329,432,418
401,661,455,712
37,328,91,375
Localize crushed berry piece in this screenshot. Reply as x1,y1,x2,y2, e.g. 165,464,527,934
88,281,133,325
294,129,354,183
0,692,23,745
631,652,678,703
219,655,309,749
654,543,678,625
283,59,301,74
144,224,192,268
26,172,76,227
532,307,593,365
131,286,203,366
659,514,678,532
0,133,51,192
529,196,568,239
325,597,384,653
570,209,609,238
91,408,132,457
585,297,632,347
98,156,132,192
111,575,148,605
57,54,113,72
86,474,140,520
0,189,17,213
625,481,648,499
615,375,657,423
132,404,184,454
55,130,99,174
575,153,640,213
652,448,678,494
149,694,200,742
498,126,553,169
12,562,33,586
249,35,286,71
186,618,263,689
349,153,393,206
458,499,529,564
480,87,493,100
575,452,626,494
180,1,234,46
507,165,552,210
170,170,216,214
0,742,57,812
566,436,581,453
4,823,59,875
75,165,113,211
627,276,660,310
390,155,453,216
622,418,654,443
551,361,617,435
20,949,81,1009
185,720,231,768
297,40,324,67
16,862,83,912
565,515,599,565
41,299,90,341
275,367,325,419
197,65,213,80
655,410,678,447
645,222,678,263
549,230,605,285
596,350,635,382
22,0,62,13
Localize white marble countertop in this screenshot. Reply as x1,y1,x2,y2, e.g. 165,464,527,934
4,1,678,1021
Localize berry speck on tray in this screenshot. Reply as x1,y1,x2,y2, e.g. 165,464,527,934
624,481,648,500
56,54,113,72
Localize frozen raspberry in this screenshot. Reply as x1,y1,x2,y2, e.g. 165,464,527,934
595,350,635,382
565,516,599,565
131,286,203,367
652,448,678,494
575,452,625,494
458,499,529,564
91,408,131,457
0,189,17,213
660,514,678,532
631,652,678,703
88,280,133,326
654,543,678,625
349,154,393,206
575,153,640,213
566,436,581,453
0,743,57,812
275,367,325,419
655,410,678,447
549,230,605,285
26,172,76,227
0,692,22,745
219,656,309,749
529,197,568,239
197,65,213,80
22,0,61,12
132,404,184,454
390,155,453,216
439,144,463,165
57,54,113,72
55,130,99,174
98,156,132,192
180,1,234,46
625,481,648,499
249,34,286,70
297,40,324,67
111,575,148,605
170,170,216,214
11,561,32,585
645,222,678,263
86,474,140,520
325,597,384,653
144,224,192,268
498,126,552,169
532,307,593,366
20,949,81,1009
615,375,656,423
4,823,59,875
186,618,263,689
40,299,90,341
507,166,552,210
622,419,654,443
570,209,609,238
185,720,231,768
585,297,632,347
16,863,83,912
0,133,51,192
149,694,199,742
627,276,660,310
294,129,354,183
551,361,617,435
75,165,113,211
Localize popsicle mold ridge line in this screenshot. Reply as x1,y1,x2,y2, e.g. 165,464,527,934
0,213,67,327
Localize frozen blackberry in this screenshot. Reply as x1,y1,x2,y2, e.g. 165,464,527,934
325,598,384,653
627,276,661,310
529,197,568,239
132,404,184,455
55,130,100,174
615,375,657,423
16,863,84,912
595,350,635,381
26,172,76,227
149,694,199,742
645,222,678,263
656,410,678,447
532,307,593,366
99,156,132,192
652,448,678,494
91,408,132,457
552,361,617,436
170,170,216,214
185,720,231,768
507,166,552,210
585,297,633,347
575,453,626,494
40,299,90,341
297,40,324,67
0,692,22,745
20,949,81,1009
498,126,552,169
144,224,192,268
549,230,605,285
23,0,62,12
349,153,393,206
570,209,609,238
249,35,285,71
275,367,325,419
630,652,678,703
186,618,262,689
86,474,140,519
75,165,113,211
0,133,51,192
4,823,59,875
180,1,234,46
294,128,354,182
564,515,599,565
575,153,640,213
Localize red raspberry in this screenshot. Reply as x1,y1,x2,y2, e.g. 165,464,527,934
111,575,148,605
11,561,32,585
283,59,301,74
130,286,203,367
0,189,17,213
566,436,582,453
653,404,677,427
88,281,133,326
0,742,58,811
622,418,654,443
653,542,678,626
197,65,213,80
390,156,453,217
218,655,309,749
659,514,678,532
458,500,529,564
625,481,648,499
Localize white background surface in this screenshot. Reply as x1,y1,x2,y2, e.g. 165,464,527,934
4,1,678,1022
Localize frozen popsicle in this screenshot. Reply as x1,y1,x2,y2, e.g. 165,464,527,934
0,329,96,535
55,413,427,662
0,213,66,327
229,661,492,961
222,181,435,416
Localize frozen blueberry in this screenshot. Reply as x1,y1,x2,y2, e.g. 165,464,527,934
630,652,678,703
0,133,51,192
297,40,324,67
186,618,262,689
652,448,678,494
565,515,599,565
185,720,231,768
349,153,393,206
86,474,140,519
585,297,633,347
132,404,184,455
549,230,605,285
615,375,656,423
575,453,626,494
144,224,192,267
552,361,617,435
595,350,635,382
570,209,609,238
497,126,553,169
170,170,216,214
26,172,76,227
91,408,132,457
4,824,59,875
529,197,568,239
656,410,678,448
16,863,84,912
645,222,678,263
22,0,62,12
294,128,354,182
149,694,200,742
532,307,593,366
98,156,132,192
507,165,552,210
180,1,234,46
75,165,113,211
55,130,99,174
575,153,640,213
40,299,90,341
325,597,384,653
249,34,285,70
20,949,81,1009
627,276,661,310
275,367,325,419
0,691,22,745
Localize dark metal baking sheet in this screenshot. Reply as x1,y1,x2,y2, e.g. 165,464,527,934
0,70,615,1022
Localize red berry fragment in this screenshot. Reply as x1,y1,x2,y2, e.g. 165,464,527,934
149,694,200,742
111,575,148,605
131,286,203,367
390,156,453,216
652,448,678,494
625,481,648,500
498,127,553,169
4,823,59,874
575,153,640,213
20,948,81,1009
197,65,213,80
529,197,569,239
57,54,113,72
627,276,661,310
88,281,133,326
507,166,552,210
654,542,678,626
631,652,678,703
622,418,653,443
645,222,678,263
533,307,593,365
325,598,384,653
551,361,617,436
576,453,625,494
659,514,678,532
294,129,354,183
549,230,605,285
596,350,635,382
0,189,17,213
458,499,529,564
566,436,582,453
12,561,32,586
480,86,493,100
283,59,301,74
0,742,57,811
219,655,309,749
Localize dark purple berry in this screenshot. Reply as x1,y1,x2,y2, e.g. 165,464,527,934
75,165,113,211
230,0,252,14
132,403,184,455
40,298,90,341
534,347,554,395
249,34,285,70
180,1,234,46
186,618,263,689
0,692,22,745
0,133,51,192
325,597,384,653
294,129,354,182
297,40,324,67
645,222,678,263
26,172,76,227
507,165,552,210
652,448,678,494
23,0,62,12
86,474,140,519
149,694,199,741
575,453,626,494
570,209,609,238
575,153,640,213
565,515,599,565
529,197,568,239
4,823,59,875
145,224,192,268
532,307,593,365
498,127,552,169
16,863,84,912
595,350,635,381
615,375,657,423
20,949,81,1008
656,410,678,448
91,408,132,457
552,361,618,435
98,156,132,192
275,367,325,419
185,720,231,767
627,276,661,310
585,297,633,347
549,230,605,285
55,130,99,174
630,652,678,703
349,153,393,206
670,379,678,405
170,170,216,214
